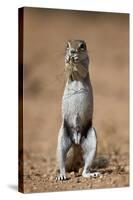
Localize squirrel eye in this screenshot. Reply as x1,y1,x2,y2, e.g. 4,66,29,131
79,43,86,51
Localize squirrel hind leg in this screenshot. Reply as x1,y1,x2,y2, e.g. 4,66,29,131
81,127,101,178
56,124,72,180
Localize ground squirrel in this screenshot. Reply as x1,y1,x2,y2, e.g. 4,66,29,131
56,40,108,181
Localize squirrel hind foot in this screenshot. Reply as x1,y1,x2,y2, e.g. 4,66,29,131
56,174,67,181
82,171,101,178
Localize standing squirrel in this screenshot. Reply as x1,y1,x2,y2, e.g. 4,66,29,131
56,40,108,180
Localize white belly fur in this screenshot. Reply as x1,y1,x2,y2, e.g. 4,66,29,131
62,80,93,128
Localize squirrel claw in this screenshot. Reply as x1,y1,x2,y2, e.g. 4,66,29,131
56,174,67,181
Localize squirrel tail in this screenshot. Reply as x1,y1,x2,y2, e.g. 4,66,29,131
65,146,109,172
91,155,109,169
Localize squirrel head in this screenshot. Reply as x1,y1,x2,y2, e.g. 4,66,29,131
64,40,89,81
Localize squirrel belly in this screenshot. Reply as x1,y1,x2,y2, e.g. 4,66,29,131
62,79,93,136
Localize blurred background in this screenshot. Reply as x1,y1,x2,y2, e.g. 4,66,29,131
22,7,129,192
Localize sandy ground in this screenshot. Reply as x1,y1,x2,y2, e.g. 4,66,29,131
21,7,129,193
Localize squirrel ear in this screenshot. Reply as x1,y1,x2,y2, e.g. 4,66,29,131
66,41,70,49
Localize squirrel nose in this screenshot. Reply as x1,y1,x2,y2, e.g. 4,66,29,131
70,49,76,54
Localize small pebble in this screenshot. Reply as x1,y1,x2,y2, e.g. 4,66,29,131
124,166,129,173
100,175,103,179
43,174,47,178
70,171,75,176
49,176,54,181
33,186,37,190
